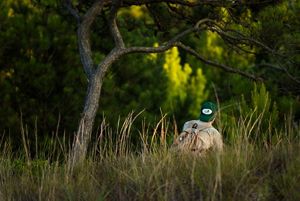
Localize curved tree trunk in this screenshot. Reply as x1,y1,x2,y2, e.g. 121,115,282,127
69,48,122,168
69,74,103,167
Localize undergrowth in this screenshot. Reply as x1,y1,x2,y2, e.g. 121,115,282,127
0,107,300,201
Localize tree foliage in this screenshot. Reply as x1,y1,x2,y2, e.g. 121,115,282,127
0,0,299,149
0,0,85,139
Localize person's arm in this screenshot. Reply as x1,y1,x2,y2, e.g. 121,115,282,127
182,121,190,131
213,130,223,152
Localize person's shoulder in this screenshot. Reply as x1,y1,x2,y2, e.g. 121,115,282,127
183,120,202,128
182,120,200,131
184,120,200,125
206,126,220,135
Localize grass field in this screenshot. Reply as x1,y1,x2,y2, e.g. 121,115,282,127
0,112,299,201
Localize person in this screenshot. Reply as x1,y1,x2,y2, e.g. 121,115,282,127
172,101,223,155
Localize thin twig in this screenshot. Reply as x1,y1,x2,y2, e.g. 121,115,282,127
211,26,278,56
177,42,260,81
121,18,260,80
64,0,81,23
258,63,300,84
123,19,211,54
122,0,222,7
109,0,125,48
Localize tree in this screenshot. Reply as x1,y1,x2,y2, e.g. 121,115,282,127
64,0,296,166
0,0,86,146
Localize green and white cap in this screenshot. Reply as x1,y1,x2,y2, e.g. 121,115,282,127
199,101,217,122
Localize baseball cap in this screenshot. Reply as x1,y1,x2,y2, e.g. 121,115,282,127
199,101,217,122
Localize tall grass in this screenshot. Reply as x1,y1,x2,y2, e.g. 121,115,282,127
0,108,299,201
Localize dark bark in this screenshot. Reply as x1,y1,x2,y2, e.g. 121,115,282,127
69,45,123,167
69,74,102,166
67,0,107,167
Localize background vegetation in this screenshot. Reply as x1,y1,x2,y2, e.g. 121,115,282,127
0,103,299,201
0,0,300,200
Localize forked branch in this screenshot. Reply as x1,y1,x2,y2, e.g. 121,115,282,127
109,0,125,48
177,42,260,81
123,19,211,54
74,1,105,79
121,18,260,81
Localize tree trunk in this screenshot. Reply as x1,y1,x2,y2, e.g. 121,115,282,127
69,73,103,167
68,49,122,168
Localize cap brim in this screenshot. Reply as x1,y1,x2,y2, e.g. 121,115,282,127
200,114,214,122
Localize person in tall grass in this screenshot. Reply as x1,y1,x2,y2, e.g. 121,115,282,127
172,101,223,155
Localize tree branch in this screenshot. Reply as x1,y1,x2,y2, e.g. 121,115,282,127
208,26,300,83
258,63,300,84
120,18,259,81
258,63,285,72
122,0,223,7
109,0,125,48
122,29,193,54
211,26,279,56
105,0,277,7
225,40,257,55
64,0,81,23
167,3,188,20
176,42,260,81
77,0,105,79
123,18,212,54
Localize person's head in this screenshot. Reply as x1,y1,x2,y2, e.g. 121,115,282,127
199,101,218,122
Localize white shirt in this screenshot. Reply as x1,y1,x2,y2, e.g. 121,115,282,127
182,120,223,152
